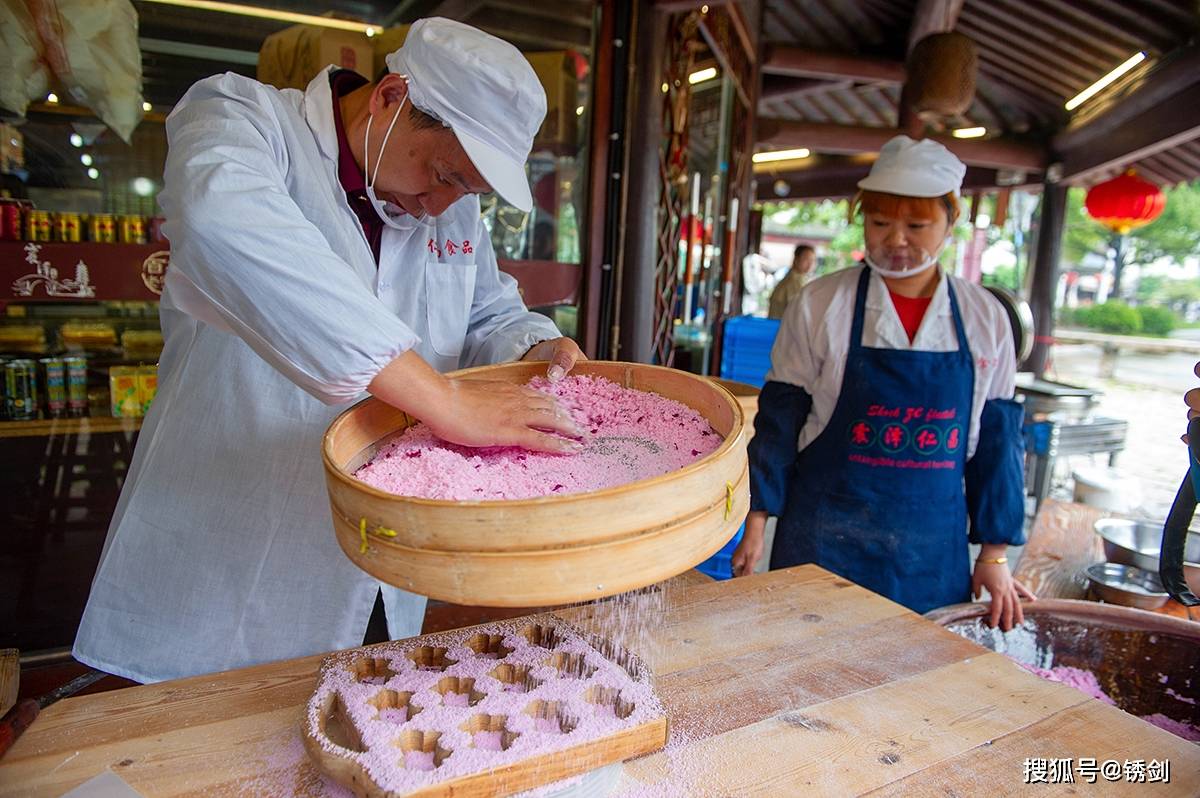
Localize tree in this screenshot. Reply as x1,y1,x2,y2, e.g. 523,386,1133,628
1062,181,1200,299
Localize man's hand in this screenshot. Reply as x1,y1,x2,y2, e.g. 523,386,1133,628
731,511,768,577
522,337,586,382
368,350,584,454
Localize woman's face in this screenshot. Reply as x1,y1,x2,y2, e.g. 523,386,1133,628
862,201,951,271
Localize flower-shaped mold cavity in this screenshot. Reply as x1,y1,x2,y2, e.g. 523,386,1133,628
435,676,486,708
547,651,597,680
369,689,422,724
315,692,367,752
397,729,452,772
519,623,563,651
460,713,520,752
589,635,644,680
490,662,543,693
584,686,635,720
524,699,579,735
406,646,457,672
465,632,514,660
351,656,397,685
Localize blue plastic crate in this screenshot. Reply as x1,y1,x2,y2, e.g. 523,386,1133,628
720,317,780,388
696,523,745,581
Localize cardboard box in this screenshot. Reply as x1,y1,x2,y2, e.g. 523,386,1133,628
258,25,375,90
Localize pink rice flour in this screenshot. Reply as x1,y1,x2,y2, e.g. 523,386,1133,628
1016,661,1200,741
353,375,721,500
305,617,665,795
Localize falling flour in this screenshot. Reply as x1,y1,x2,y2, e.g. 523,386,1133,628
354,375,721,500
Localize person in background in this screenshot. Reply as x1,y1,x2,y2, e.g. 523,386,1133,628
768,244,817,319
1186,360,1200,442
733,135,1035,630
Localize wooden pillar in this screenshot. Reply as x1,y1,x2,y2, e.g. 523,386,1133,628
581,0,633,360
1024,182,1067,376
617,1,665,364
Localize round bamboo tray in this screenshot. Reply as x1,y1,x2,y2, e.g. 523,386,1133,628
323,361,748,606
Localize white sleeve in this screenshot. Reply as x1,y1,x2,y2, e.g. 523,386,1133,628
458,223,562,368
158,82,419,405
765,288,820,391
984,298,1018,401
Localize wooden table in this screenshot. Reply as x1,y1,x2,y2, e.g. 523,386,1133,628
1016,499,1198,622
2,565,1197,796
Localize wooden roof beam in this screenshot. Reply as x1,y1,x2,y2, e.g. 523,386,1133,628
763,45,905,84
760,76,852,104
757,119,1048,171
759,164,1008,202
1056,82,1200,184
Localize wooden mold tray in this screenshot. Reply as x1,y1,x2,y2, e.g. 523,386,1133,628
303,616,668,797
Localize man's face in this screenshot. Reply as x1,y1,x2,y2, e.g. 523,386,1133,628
795,250,816,274
368,76,492,219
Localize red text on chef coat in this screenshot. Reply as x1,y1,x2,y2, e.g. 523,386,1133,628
428,238,474,258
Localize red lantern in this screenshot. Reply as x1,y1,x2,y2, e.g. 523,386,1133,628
1084,169,1166,235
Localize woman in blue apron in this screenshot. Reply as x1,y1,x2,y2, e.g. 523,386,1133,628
734,136,1034,630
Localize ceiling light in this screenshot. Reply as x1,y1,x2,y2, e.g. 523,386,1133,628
87,167,100,179
69,133,84,147
80,154,94,166
688,67,718,85
139,0,380,36
575,105,584,116
132,177,157,197
46,93,59,104
752,148,811,163
952,126,986,139
1065,52,1146,111
142,101,153,112
661,82,669,93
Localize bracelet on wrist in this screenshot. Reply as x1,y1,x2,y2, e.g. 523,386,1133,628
977,556,1008,565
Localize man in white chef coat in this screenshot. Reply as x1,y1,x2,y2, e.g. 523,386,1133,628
74,18,585,683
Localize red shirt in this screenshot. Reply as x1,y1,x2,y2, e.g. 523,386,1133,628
888,289,933,343
330,69,383,264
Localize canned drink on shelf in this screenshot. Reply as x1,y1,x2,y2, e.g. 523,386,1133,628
88,214,116,243
53,212,83,242
64,355,88,417
0,200,22,241
5,359,38,420
39,357,66,417
118,215,146,244
25,210,52,242
136,364,158,415
109,365,141,417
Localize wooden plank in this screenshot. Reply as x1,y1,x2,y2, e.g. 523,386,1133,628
0,416,142,440
867,700,1200,796
762,45,906,84
4,566,1197,797
1015,499,1108,600
756,119,1048,170
618,653,1096,796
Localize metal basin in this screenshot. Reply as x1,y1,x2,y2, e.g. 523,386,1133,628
1084,562,1169,610
1094,518,1200,594
926,599,1199,727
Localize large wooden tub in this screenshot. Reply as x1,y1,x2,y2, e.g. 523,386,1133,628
323,361,749,606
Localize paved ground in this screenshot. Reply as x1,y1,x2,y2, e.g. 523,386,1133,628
1046,344,1197,519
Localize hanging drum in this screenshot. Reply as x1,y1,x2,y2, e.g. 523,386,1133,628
906,32,978,119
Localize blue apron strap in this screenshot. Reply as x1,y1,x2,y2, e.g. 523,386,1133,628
946,277,971,354
849,265,871,352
